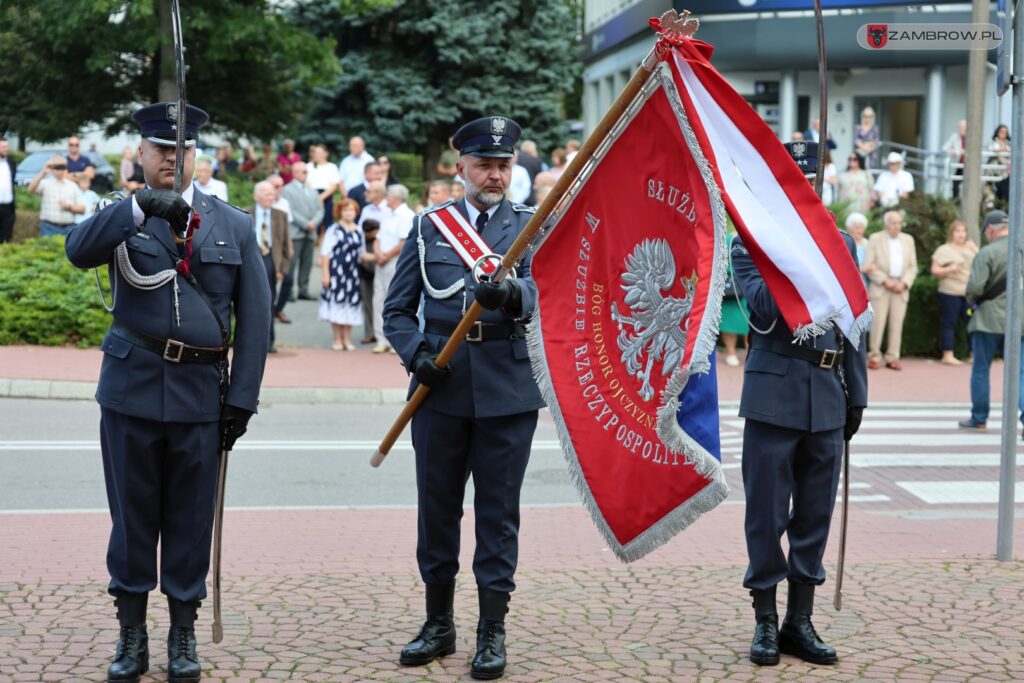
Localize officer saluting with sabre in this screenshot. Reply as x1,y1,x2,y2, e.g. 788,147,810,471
383,117,545,680
65,5,271,678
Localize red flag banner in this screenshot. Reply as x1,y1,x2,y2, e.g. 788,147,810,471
527,64,729,561
668,39,871,344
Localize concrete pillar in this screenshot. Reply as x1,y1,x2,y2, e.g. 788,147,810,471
780,70,798,141
924,64,945,194
585,78,601,137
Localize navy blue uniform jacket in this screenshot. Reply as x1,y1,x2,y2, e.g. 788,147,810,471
383,198,545,418
66,189,271,423
731,232,868,433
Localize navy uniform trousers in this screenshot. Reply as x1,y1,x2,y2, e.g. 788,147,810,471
101,410,220,600
66,189,271,603
732,233,868,591
412,407,537,592
385,198,546,594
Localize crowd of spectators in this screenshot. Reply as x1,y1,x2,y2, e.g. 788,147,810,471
15,121,1015,374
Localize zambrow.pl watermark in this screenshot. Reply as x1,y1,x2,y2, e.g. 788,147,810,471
858,23,1002,51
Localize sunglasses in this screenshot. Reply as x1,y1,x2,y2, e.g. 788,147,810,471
68,143,79,148
51,164,67,170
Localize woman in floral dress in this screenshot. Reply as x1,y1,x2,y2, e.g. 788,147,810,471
319,199,365,350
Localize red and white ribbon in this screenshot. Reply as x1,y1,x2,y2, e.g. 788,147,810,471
668,40,871,345
426,205,496,275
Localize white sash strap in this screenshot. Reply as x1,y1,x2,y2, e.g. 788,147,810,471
426,206,496,275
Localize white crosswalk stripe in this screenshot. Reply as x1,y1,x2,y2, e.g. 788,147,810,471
720,405,1023,508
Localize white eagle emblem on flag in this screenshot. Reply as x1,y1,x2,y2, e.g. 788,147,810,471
610,239,696,401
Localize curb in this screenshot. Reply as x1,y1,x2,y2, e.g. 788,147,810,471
0,379,410,405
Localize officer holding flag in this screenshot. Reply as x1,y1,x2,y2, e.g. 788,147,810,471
383,116,545,680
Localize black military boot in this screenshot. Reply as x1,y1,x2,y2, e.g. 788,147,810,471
749,586,780,665
107,593,149,683
779,581,837,664
399,582,457,666
167,598,202,683
471,588,509,680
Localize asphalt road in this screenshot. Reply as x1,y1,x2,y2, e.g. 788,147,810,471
0,398,576,512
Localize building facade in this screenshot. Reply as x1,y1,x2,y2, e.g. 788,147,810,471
583,1,1010,189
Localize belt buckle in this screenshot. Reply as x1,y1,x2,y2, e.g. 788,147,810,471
163,339,185,363
466,321,484,343
819,349,838,369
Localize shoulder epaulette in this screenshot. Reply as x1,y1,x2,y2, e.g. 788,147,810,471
419,199,455,218
210,195,249,218
511,203,536,213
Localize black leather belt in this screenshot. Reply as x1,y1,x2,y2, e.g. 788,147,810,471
110,322,227,364
424,319,526,342
752,337,844,369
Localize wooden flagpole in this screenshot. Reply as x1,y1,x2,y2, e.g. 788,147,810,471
370,12,696,468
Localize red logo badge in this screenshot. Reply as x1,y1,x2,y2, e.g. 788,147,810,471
867,24,888,49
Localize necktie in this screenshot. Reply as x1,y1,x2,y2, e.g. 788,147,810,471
476,211,488,233
260,217,271,256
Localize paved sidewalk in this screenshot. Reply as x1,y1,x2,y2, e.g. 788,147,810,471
3,280,1022,681
2,506,1023,682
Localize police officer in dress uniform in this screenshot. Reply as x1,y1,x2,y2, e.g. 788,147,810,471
383,116,545,680
65,103,271,683
731,140,868,667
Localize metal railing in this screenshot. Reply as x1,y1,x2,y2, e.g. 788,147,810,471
874,140,1010,199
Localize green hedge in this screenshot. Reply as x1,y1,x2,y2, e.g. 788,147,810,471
0,237,112,347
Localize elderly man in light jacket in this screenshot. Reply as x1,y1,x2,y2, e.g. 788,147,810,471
863,209,918,370
281,161,324,307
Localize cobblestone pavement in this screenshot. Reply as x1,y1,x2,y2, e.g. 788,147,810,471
2,506,1022,682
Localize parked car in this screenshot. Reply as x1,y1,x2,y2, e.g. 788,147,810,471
15,149,116,194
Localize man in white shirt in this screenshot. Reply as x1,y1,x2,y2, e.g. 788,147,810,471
509,154,531,204
358,180,389,228
28,155,82,237
0,137,15,243
372,184,413,353
192,159,229,202
873,152,914,207
357,180,389,344
339,135,375,196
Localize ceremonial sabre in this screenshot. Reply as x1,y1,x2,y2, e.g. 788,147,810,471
370,10,697,467
812,0,827,199
834,440,850,611
211,445,230,642
169,0,230,640
170,0,187,196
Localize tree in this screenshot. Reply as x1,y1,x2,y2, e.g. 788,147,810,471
0,0,337,143
290,0,582,177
